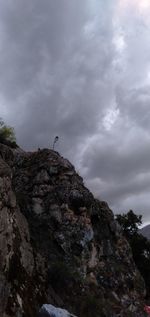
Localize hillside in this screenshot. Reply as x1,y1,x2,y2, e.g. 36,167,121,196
140,225,150,240
0,143,147,317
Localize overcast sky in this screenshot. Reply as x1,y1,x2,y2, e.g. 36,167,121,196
0,0,150,223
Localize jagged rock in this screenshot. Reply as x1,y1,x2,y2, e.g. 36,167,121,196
38,304,76,317
0,143,147,317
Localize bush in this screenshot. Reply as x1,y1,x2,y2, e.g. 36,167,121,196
0,118,16,145
116,210,150,299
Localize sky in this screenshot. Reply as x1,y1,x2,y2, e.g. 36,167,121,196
0,0,150,223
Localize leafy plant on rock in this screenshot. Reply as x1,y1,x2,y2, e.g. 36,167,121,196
0,118,17,147
116,210,150,299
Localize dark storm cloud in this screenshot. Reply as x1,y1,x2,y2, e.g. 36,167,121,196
0,0,150,222
82,128,150,182
0,0,115,153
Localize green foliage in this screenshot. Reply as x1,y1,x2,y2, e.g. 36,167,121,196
116,210,150,298
0,118,16,146
116,210,142,238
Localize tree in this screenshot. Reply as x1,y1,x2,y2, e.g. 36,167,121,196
116,210,142,238
0,118,16,146
116,210,150,299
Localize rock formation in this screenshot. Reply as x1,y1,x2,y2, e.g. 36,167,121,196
0,143,146,317
38,304,77,317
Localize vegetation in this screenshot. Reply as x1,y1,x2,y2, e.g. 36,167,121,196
0,118,17,147
116,210,142,237
116,210,150,299
48,260,82,291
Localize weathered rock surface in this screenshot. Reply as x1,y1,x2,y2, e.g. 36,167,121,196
38,304,76,317
0,143,147,317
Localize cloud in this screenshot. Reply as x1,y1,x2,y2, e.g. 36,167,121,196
0,0,150,223
0,0,116,144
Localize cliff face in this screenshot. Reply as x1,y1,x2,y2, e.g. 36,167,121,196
0,144,146,317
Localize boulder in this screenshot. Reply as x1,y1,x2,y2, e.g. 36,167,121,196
38,304,76,317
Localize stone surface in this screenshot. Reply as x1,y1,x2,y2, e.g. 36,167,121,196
0,143,147,317
38,304,76,317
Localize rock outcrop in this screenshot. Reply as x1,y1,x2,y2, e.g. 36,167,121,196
0,143,146,317
38,304,76,317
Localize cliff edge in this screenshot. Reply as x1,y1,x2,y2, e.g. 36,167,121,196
0,143,146,317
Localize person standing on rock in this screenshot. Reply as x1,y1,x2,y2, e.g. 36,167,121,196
53,136,59,150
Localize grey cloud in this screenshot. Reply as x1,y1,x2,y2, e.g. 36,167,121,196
0,0,116,153
0,0,150,223
116,87,150,129
81,126,150,180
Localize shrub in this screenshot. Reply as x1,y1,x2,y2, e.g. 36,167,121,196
0,118,17,145
116,210,150,298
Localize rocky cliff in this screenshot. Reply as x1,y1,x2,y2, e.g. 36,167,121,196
0,143,146,317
